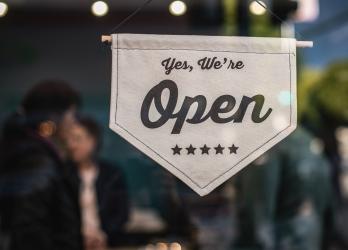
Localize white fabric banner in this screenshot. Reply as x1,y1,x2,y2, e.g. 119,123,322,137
109,34,297,196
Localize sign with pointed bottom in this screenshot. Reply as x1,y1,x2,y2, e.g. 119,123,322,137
109,34,297,196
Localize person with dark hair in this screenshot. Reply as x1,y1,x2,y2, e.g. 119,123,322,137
232,128,332,250
0,80,83,250
65,115,129,250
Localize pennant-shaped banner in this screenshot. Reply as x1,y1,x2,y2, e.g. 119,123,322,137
109,34,297,196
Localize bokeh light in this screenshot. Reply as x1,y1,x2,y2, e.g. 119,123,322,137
249,1,267,15
310,138,324,155
169,1,187,16
0,2,8,17
156,242,168,250
39,120,56,138
91,1,109,17
278,90,292,106
169,242,182,250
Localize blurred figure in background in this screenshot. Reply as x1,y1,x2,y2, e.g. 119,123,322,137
121,154,198,248
301,61,348,250
233,127,332,250
66,115,129,250
178,182,236,250
0,81,83,250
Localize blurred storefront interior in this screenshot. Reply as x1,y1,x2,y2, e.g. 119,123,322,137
1,0,348,250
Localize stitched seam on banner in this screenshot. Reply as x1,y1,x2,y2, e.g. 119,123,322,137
206,49,293,186
201,49,293,187
203,125,291,187
115,34,119,124
117,47,295,55
116,122,204,188
288,40,292,124
114,48,292,190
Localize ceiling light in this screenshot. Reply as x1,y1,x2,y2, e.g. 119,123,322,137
0,2,8,17
91,1,109,17
169,1,187,16
249,1,267,16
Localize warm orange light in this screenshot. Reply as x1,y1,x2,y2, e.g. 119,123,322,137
156,242,168,250
170,242,182,250
39,120,57,138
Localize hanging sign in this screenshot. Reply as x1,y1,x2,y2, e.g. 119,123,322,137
109,34,297,196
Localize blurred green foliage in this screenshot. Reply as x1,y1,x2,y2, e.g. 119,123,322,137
223,0,279,37
223,0,238,35
314,61,348,122
297,68,322,119
249,10,279,37
301,61,348,126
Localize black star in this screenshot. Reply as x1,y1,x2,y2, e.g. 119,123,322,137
172,145,182,155
186,144,196,155
214,144,224,154
229,144,239,154
200,144,210,155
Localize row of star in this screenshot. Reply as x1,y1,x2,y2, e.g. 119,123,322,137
171,144,239,155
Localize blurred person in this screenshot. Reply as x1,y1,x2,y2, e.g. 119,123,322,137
0,80,83,250
232,127,332,250
302,61,348,249
177,182,236,250
119,154,197,248
65,115,129,250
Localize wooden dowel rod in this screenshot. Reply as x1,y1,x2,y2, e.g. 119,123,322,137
296,41,314,48
102,35,112,43
101,35,313,48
